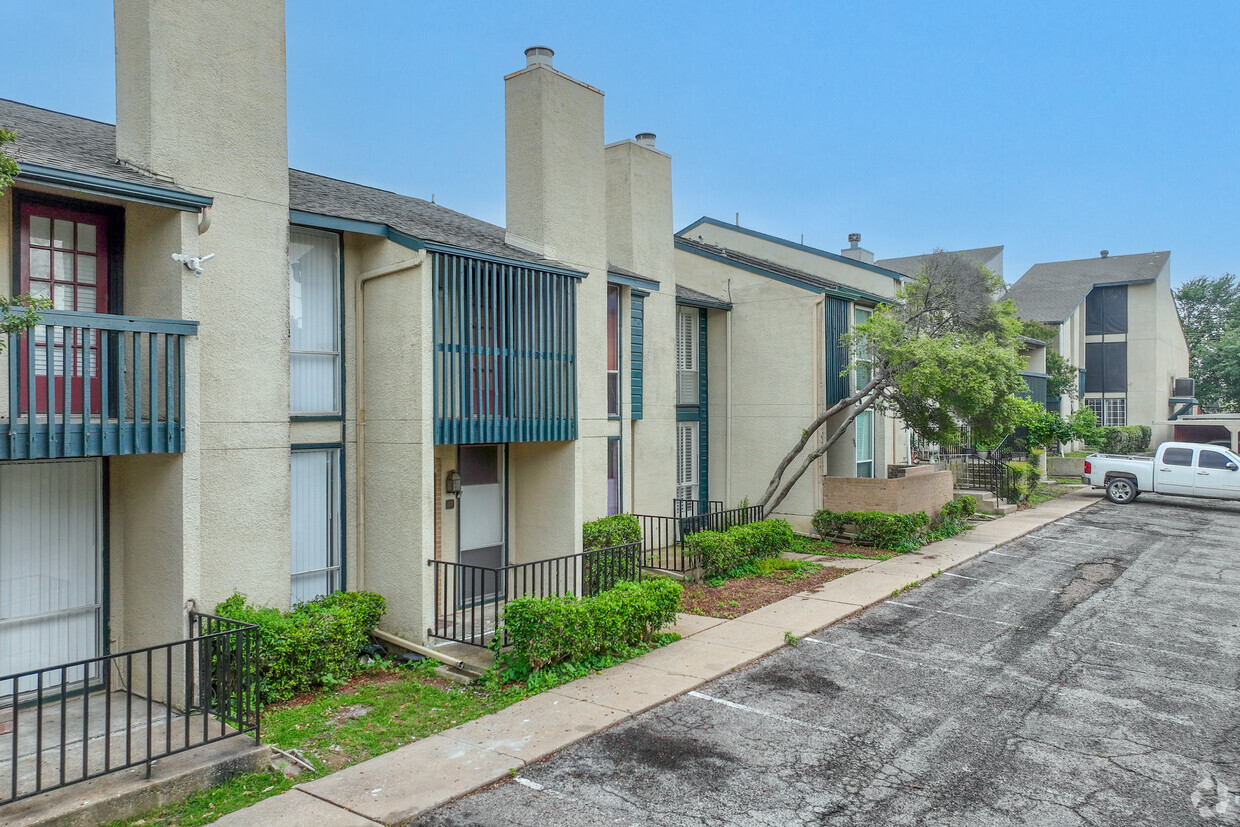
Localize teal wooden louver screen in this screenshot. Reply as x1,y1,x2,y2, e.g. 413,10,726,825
824,296,850,405
630,293,645,419
433,252,579,444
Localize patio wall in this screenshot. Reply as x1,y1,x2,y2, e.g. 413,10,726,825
822,469,953,515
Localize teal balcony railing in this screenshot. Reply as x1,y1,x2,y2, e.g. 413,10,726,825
2,310,198,460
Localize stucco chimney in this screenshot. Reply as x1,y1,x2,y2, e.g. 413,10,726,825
505,46,605,265
605,133,672,280
840,232,875,264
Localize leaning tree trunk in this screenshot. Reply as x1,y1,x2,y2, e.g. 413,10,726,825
760,388,883,518
748,376,887,518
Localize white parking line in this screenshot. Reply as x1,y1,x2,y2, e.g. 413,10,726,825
887,600,1022,627
684,689,838,734
940,572,1056,591
986,550,1080,565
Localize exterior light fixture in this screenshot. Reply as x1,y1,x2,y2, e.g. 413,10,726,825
446,469,463,498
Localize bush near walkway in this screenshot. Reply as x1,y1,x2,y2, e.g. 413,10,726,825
687,518,795,579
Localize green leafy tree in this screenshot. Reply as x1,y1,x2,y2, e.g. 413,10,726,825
1013,398,1072,450
756,251,1028,516
1199,327,1240,411
0,129,17,192
1174,275,1240,410
0,130,50,347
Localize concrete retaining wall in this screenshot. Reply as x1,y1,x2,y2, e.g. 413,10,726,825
1047,457,1086,477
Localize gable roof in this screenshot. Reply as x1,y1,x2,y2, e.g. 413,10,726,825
674,236,890,304
875,245,1004,278
0,98,211,209
2,98,574,271
676,284,732,310
1004,251,1170,323
677,216,907,281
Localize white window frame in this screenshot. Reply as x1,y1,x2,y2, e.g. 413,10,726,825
855,408,875,478
1084,397,1126,427
853,305,873,392
291,447,342,605
676,421,699,501
607,284,622,417
677,306,699,405
290,226,342,415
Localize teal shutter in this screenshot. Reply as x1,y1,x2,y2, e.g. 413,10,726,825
824,296,850,405
697,308,708,503
630,292,645,419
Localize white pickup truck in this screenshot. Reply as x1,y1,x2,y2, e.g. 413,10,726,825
1083,441,1240,504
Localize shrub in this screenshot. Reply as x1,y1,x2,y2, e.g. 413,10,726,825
582,513,642,551
495,578,681,675
216,591,388,705
811,509,929,551
1096,425,1152,455
957,494,977,518
688,519,795,579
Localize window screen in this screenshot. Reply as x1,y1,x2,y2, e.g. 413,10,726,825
1162,447,1193,467
1085,285,1128,334
1084,342,1127,393
1198,450,1234,469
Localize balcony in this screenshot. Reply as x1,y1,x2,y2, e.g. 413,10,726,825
1,310,197,460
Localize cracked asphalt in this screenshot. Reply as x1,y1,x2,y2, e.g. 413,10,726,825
413,495,1240,826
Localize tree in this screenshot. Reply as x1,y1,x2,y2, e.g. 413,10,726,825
755,251,1029,516
0,131,49,347
1174,275,1240,410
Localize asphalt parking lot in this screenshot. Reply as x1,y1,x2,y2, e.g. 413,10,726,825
414,494,1240,826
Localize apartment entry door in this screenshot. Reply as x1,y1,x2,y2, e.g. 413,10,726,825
0,460,103,698
457,445,505,603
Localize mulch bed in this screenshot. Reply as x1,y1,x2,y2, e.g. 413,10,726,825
680,565,853,619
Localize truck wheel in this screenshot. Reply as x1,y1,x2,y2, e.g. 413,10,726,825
1106,477,1137,504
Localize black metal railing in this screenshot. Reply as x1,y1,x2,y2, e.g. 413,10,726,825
0,611,258,805
672,498,724,517
428,542,642,647
635,504,765,573
947,454,1022,503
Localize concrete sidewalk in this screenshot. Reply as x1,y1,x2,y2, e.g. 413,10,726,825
216,490,1102,826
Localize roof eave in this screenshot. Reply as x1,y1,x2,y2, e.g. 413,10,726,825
17,163,212,211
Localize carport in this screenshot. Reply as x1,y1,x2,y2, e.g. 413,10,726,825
1162,413,1240,452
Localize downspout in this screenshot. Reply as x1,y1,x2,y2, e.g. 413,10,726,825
355,253,426,593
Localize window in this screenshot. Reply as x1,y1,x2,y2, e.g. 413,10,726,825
291,448,342,604
855,408,874,478
676,307,699,405
607,437,621,515
607,285,621,417
1083,397,1125,427
853,306,873,390
290,227,341,414
676,422,698,501
1162,447,1193,467
1085,285,1128,335
1084,342,1127,393
1198,450,1234,470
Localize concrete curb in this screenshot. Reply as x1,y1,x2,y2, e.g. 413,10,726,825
215,490,1102,825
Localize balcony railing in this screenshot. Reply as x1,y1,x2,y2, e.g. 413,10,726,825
1,611,258,806
1,310,197,460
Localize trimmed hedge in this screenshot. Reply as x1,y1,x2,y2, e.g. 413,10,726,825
1098,425,1152,455
494,578,682,674
686,519,796,579
216,590,386,705
812,509,930,551
582,514,642,551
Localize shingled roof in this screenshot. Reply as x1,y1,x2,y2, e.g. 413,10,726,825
0,98,196,192
2,98,566,268
1004,251,1170,324
875,245,1004,277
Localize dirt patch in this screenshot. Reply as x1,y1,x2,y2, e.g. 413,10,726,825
596,725,736,784
270,668,417,711
681,566,852,619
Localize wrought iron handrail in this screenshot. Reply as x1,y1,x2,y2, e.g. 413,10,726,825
634,504,764,572
0,610,258,805
946,454,1022,503
428,542,641,647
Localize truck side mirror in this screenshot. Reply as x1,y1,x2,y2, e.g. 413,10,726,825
1228,462,1238,472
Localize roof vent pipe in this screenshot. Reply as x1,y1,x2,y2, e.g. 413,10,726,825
1100,250,1109,258
848,232,861,249
525,46,554,68
635,132,656,148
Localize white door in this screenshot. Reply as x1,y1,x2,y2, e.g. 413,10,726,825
0,460,102,697
1194,448,1240,499
1156,446,1197,496
458,445,505,602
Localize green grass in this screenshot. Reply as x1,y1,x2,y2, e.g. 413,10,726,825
111,633,679,826
1027,482,1079,506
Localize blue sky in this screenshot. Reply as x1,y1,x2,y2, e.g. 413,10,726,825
6,1,1238,285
